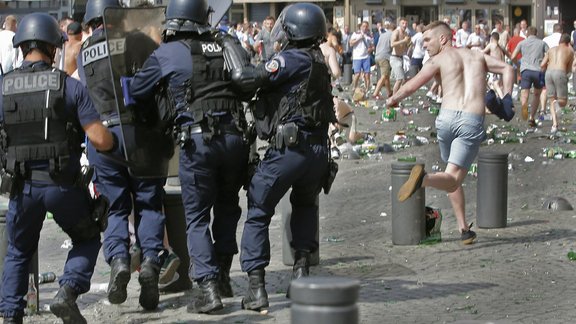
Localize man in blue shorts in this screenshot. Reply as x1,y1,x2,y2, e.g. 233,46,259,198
386,21,514,244
511,26,548,127
349,21,373,91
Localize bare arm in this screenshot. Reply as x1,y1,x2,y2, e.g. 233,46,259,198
510,44,521,61
83,121,114,151
386,60,439,106
485,54,514,95
326,47,341,79
540,52,549,70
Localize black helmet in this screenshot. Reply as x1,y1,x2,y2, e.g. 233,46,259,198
273,3,327,44
164,0,212,34
84,0,121,25
12,13,64,49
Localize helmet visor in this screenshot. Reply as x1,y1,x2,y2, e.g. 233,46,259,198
270,5,290,46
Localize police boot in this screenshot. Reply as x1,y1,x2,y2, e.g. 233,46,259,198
286,250,310,298
138,257,161,310
217,254,234,297
107,257,130,304
241,269,269,312
3,315,23,324
49,285,87,324
187,279,223,314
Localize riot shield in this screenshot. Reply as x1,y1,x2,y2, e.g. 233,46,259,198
208,0,232,28
103,7,174,178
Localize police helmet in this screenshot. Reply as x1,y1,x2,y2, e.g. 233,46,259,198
84,0,121,26
272,3,327,44
164,0,212,34
12,13,64,49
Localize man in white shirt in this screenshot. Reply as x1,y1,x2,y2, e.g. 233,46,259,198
349,21,373,91
0,15,22,74
455,21,470,48
543,23,562,49
466,24,485,51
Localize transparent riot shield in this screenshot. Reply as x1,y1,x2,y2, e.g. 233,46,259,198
103,7,174,178
208,0,232,27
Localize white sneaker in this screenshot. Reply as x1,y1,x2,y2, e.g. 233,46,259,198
331,147,341,159
426,91,437,101
551,126,558,134
436,97,442,104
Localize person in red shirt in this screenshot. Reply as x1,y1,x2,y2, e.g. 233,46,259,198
507,26,524,83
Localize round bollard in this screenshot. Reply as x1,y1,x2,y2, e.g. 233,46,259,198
282,191,320,266
342,63,353,85
477,152,508,228
0,208,7,291
290,276,360,324
391,162,426,245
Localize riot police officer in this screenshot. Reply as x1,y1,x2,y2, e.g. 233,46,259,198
130,0,249,314
233,3,336,312
0,13,115,324
78,0,167,311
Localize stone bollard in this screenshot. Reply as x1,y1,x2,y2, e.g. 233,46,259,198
342,63,353,85
290,276,360,324
477,152,508,228
391,162,426,245
162,185,192,292
282,191,320,266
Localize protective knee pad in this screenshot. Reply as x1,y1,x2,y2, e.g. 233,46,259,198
63,215,101,244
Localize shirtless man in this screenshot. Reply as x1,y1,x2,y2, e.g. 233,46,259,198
390,17,411,95
386,21,514,244
540,33,574,134
64,22,83,76
320,27,341,80
483,32,509,89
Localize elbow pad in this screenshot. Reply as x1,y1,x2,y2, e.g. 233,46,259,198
220,33,251,71
231,65,269,94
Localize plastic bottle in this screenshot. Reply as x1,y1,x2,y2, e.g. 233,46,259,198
38,272,56,284
26,274,37,315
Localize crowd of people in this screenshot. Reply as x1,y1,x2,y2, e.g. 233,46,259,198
0,1,574,323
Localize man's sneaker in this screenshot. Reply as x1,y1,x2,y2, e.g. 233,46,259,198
159,251,181,286
159,272,180,290
397,164,426,202
461,223,477,245
331,147,341,159
528,119,537,128
426,91,437,101
551,126,558,134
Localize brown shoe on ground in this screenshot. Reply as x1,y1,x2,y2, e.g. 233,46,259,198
397,164,425,202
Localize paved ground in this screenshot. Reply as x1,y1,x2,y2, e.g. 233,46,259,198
10,84,576,324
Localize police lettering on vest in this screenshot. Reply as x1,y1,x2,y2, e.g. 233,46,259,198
3,71,61,95
200,41,222,58
82,38,126,66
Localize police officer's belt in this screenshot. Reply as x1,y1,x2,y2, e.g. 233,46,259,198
185,124,240,136
102,115,134,127
28,170,54,182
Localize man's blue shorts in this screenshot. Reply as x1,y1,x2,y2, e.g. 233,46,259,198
352,58,371,74
520,70,545,90
435,108,486,170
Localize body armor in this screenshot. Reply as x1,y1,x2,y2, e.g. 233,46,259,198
1,66,82,177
